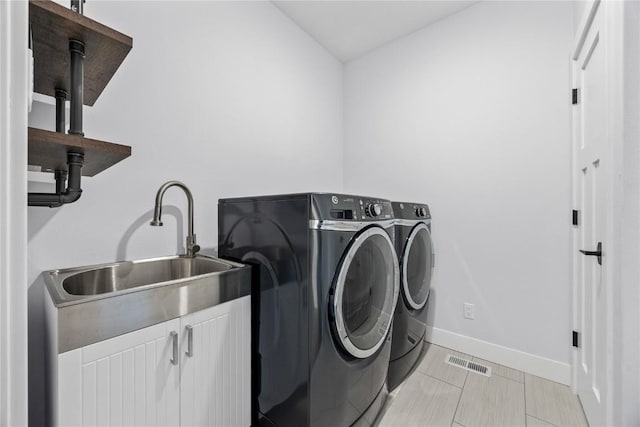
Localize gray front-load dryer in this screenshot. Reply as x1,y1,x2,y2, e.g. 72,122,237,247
387,202,434,391
218,193,400,427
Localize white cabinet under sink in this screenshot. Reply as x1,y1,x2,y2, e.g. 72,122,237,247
179,297,251,426
55,296,251,426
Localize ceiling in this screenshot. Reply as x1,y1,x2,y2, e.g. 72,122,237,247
272,1,478,62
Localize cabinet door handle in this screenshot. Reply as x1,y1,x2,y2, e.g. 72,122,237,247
170,331,178,365
185,325,193,357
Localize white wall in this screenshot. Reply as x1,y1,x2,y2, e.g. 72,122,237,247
344,1,573,374
27,1,342,423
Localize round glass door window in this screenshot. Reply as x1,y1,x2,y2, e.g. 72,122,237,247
332,227,399,359
402,223,434,310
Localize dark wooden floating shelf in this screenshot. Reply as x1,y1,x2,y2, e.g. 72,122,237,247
29,0,133,106
28,1,133,181
28,127,131,177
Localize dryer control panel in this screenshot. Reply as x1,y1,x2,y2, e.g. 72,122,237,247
391,201,431,220
311,193,393,221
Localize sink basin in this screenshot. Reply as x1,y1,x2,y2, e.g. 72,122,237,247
44,255,250,353
62,256,233,296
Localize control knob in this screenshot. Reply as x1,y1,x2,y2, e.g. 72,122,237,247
365,203,383,217
416,207,427,217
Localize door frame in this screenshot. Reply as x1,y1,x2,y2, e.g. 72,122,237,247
616,3,640,424
570,1,639,425
0,1,29,425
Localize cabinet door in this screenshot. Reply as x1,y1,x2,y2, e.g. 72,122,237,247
58,319,181,426
180,296,251,427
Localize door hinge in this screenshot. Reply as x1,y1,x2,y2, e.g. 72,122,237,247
573,330,580,348
572,209,579,226
572,88,579,105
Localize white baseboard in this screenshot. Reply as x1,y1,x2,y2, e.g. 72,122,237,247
425,326,571,385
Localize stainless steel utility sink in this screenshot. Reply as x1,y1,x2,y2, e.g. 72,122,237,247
61,256,233,296
44,255,250,353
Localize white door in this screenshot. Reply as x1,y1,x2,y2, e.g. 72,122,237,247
180,296,251,427
572,2,609,425
57,319,181,426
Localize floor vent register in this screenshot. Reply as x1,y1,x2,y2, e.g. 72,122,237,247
445,354,492,377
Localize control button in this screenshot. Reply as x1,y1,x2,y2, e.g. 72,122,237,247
330,209,345,219
366,203,383,217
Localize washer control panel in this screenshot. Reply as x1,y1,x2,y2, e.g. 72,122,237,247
391,201,431,220
365,202,383,218
358,197,392,220
312,194,393,221
415,207,428,218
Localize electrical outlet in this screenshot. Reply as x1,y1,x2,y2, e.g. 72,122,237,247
463,303,475,320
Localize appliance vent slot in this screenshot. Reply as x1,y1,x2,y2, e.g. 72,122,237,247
445,354,492,377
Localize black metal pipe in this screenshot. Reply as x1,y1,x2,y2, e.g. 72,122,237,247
55,89,67,133
65,153,83,195
28,152,84,207
68,40,85,136
54,169,67,194
70,0,84,15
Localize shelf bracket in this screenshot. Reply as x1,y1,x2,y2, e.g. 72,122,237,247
28,152,84,207
29,28,88,207
55,88,67,133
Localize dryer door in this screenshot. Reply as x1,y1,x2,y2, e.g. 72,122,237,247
402,223,434,310
333,227,399,359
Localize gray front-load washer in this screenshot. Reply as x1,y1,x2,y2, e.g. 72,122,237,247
218,193,400,427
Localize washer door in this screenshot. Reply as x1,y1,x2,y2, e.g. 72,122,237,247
402,223,434,310
333,227,399,359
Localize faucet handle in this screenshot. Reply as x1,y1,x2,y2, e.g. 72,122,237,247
186,234,200,257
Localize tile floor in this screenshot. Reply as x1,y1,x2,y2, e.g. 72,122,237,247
378,343,589,427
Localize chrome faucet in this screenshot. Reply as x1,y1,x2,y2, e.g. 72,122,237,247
150,180,200,257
